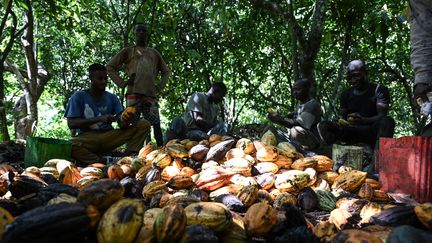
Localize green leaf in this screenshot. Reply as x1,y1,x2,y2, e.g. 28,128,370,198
16,0,29,11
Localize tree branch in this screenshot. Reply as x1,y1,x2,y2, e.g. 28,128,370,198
0,0,13,37
1,10,17,64
109,0,124,42
306,0,326,59
5,59,29,91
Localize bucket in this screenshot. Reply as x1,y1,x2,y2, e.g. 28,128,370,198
378,136,432,203
332,144,366,170
24,136,72,168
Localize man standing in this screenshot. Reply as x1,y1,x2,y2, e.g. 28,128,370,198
267,78,322,150
410,0,432,136
317,59,395,148
107,23,170,146
65,63,150,164
165,82,229,141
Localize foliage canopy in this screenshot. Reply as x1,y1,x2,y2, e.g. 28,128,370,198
0,0,421,140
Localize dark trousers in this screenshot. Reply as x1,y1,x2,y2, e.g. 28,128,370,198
340,116,395,148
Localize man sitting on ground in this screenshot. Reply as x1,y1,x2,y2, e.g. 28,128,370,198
267,78,322,150
317,59,395,148
64,63,150,164
165,82,229,142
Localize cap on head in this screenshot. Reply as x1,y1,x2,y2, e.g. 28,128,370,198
347,59,366,74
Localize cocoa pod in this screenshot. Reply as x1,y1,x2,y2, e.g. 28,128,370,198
189,144,209,161
154,204,187,242
184,202,232,232
166,174,195,190
236,138,255,154
243,202,277,237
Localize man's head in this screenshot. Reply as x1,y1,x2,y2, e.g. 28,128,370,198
346,59,368,89
292,78,312,101
207,82,227,103
88,63,107,92
135,23,149,47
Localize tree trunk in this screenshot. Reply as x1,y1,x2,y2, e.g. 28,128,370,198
0,0,15,141
12,0,50,139
254,0,327,93
0,65,10,141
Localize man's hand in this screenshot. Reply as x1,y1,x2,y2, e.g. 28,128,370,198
347,113,363,125
414,83,431,101
98,114,116,123
120,74,136,89
267,112,283,123
121,106,136,124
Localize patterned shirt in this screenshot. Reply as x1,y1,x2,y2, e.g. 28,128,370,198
64,91,123,134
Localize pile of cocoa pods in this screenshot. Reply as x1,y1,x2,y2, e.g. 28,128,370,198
0,130,431,242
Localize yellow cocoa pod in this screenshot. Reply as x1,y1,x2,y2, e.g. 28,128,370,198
145,150,160,165
166,174,195,190
223,157,252,177
274,170,310,193
312,155,334,172
312,221,338,241
0,207,13,239
161,166,180,182
256,146,279,162
209,184,244,200
225,148,246,160
274,155,293,169
253,162,279,174
97,198,145,243
235,138,255,154
152,152,172,169
317,171,339,185
142,180,168,200
291,157,318,170
184,140,198,150
77,179,124,211
166,139,180,147
237,184,259,207
154,204,187,242
166,143,189,159
208,134,222,143
331,170,367,193
243,202,277,237
273,192,298,209
138,142,154,159
414,202,432,230
276,142,297,158
365,178,382,190
184,202,232,232
261,130,277,146
358,183,374,200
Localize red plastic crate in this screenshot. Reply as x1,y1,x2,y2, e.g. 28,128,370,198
378,136,432,203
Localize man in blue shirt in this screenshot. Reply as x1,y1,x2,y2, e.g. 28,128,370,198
65,63,150,164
